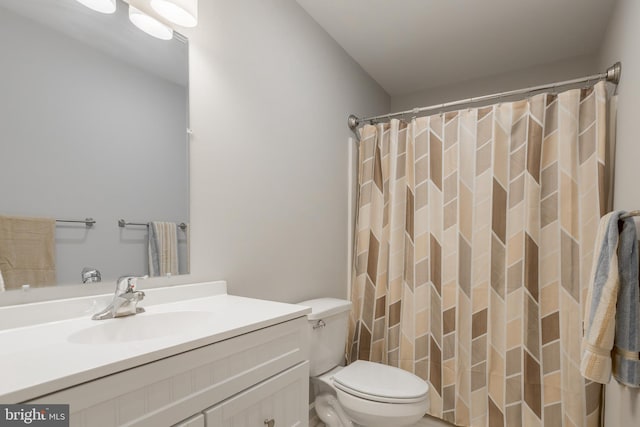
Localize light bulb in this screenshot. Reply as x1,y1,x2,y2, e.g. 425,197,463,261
74,0,116,14
150,0,197,27
129,5,173,41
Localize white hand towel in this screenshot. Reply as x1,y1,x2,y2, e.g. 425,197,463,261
148,221,179,277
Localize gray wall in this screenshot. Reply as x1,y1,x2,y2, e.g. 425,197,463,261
390,55,599,112
183,0,390,303
597,0,640,423
0,7,189,285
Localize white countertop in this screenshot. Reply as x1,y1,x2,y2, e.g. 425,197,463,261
0,282,310,403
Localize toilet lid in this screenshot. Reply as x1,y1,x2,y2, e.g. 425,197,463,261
332,361,429,403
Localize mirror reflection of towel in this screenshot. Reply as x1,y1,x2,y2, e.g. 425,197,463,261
148,221,178,277
0,215,56,290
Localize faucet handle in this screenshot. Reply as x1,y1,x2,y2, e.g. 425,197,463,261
81,267,101,284
115,275,148,294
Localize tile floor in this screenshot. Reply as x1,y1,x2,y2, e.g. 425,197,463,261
413,415,453,426
310,412,453,427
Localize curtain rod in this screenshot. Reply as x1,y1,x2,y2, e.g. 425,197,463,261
348,62,621,131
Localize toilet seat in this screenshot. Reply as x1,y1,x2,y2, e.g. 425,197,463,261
332,360,429,404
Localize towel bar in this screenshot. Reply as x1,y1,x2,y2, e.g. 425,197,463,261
56,218,95,228
118,219,187,231
620,210,640,220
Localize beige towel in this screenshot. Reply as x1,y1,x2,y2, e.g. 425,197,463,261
148,221,178,277
0,215,56,290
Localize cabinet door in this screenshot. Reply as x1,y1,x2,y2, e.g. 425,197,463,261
173,414,204,427
205,362,309,427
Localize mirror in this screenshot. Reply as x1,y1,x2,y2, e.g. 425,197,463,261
0,0,189,292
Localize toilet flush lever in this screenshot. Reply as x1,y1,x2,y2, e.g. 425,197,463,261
313,319,326,329
264,419,275,427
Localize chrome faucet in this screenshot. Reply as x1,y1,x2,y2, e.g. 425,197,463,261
92,275,148,320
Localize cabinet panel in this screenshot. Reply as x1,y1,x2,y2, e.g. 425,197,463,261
205,362,309,427
173,414,204,427
28,317,308,427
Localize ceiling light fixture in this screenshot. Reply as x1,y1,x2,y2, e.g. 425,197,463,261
150,0,198,27
74,0,117,14
128,5,174,40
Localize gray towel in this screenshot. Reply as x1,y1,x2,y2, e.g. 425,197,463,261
612,216,640,387
581,211,640,387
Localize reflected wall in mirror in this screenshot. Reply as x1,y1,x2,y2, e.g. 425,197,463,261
0,0,189,291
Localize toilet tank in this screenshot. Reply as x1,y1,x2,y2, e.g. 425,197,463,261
299,298,352,376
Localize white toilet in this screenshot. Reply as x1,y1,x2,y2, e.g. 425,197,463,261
300,298,429,427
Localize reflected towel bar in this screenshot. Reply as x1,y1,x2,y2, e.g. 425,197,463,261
118,219,187,231
56,218,95,228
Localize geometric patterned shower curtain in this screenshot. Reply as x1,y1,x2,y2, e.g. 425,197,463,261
347,81,613,427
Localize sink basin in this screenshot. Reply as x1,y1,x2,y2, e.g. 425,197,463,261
67,311,216,344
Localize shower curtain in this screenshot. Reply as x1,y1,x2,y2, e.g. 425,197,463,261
348,81,614,427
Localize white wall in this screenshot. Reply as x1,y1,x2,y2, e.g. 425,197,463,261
0,7,188,286
182,0,389,302
597,0,640,424
390,55,599,112
599,0,640,211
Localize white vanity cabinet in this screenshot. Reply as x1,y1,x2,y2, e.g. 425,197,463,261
203,362,308,427
173,414,204,427
26,317,309,427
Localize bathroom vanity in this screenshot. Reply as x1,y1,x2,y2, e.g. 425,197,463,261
0,282,310,427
